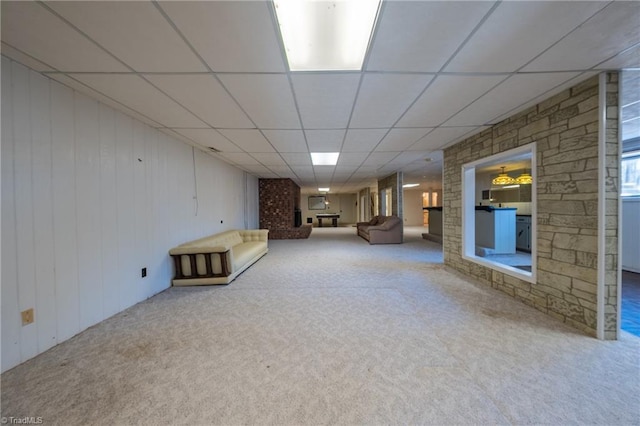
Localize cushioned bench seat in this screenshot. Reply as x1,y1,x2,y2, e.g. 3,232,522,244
169,229,268,286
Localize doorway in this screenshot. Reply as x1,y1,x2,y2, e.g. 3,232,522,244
620,70,640,337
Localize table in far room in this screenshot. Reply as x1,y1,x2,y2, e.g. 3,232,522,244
316,213,340,227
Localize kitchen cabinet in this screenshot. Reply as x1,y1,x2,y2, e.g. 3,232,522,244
475,207,516,254
488,185,532,203
516,215,531,252
423,207,442,243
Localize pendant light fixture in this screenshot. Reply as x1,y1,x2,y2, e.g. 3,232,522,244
515,169,533,185
492,167,517,185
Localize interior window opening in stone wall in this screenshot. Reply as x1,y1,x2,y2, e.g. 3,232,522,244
462,143,537,283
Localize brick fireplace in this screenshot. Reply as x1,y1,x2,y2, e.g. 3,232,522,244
259,178,312,239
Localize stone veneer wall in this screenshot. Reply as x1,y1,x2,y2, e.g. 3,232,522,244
259,178,310,239
603,73,620,339
443,74,620,338
377,172,404,218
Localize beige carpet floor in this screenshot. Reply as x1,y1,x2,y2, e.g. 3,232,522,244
2,226,639,425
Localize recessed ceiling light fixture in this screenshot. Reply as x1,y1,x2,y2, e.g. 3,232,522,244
403,183,419,188
318,187,330,192
311,152,340,166
274,0,382,71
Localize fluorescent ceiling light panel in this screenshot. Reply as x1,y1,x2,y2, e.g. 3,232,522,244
274,0,381,71
318,187,330,192
403,183,419,188
311,152,340,165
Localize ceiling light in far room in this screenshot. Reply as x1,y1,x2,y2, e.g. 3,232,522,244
515,169,533,185
318,187,330,192
274,0,382,71
311,152,340,166
403,183,419,188
492,167,517,185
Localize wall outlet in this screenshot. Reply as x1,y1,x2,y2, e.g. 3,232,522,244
21,308,34,326
141,267,147,278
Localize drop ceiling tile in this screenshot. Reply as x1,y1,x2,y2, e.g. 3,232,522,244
397,75,507,127
219,74,300,129
251,153,287,167
219,152,260,165
367,1,494,72
362,152,399,166
1,42,55,72
281,153,312,166
145,74,253,128
290,166,314,176
217,129,275,153
313,166,335,178
388,151,432,165
410,127,482,151
445,1,609,73
332,172,353,180
342,129,389,152
354,165,379,173
443,73,580,127
46,1,206,72
375,128,432,152
335,165,357,174
263,130,307,152
291,74,360,128
47,74,163,128
242,164,275,175
337,153,366,167
158,1,285,72
350,74,434,128
1,1,128,72
597,44,640,70
172,128,242,153
267,165,294,174
306,130,346,152
69,74,206,128
523,1,640,72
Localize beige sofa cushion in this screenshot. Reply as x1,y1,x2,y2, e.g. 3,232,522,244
169,229,269,285
232,241,266,271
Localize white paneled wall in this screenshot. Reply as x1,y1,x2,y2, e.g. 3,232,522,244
1,58,259,372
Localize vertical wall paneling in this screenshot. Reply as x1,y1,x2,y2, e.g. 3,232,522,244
192,148,205,227
99,104,120,318
1,57,21,370
132,121,148,302
1,58,260,372
29,70,57,353
74,93,104,329
155,133,171,290
50,80,81,342
115,112,136,310
11,61,39,361
144,126,159,295
246,174,259,229
180,144,196,239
